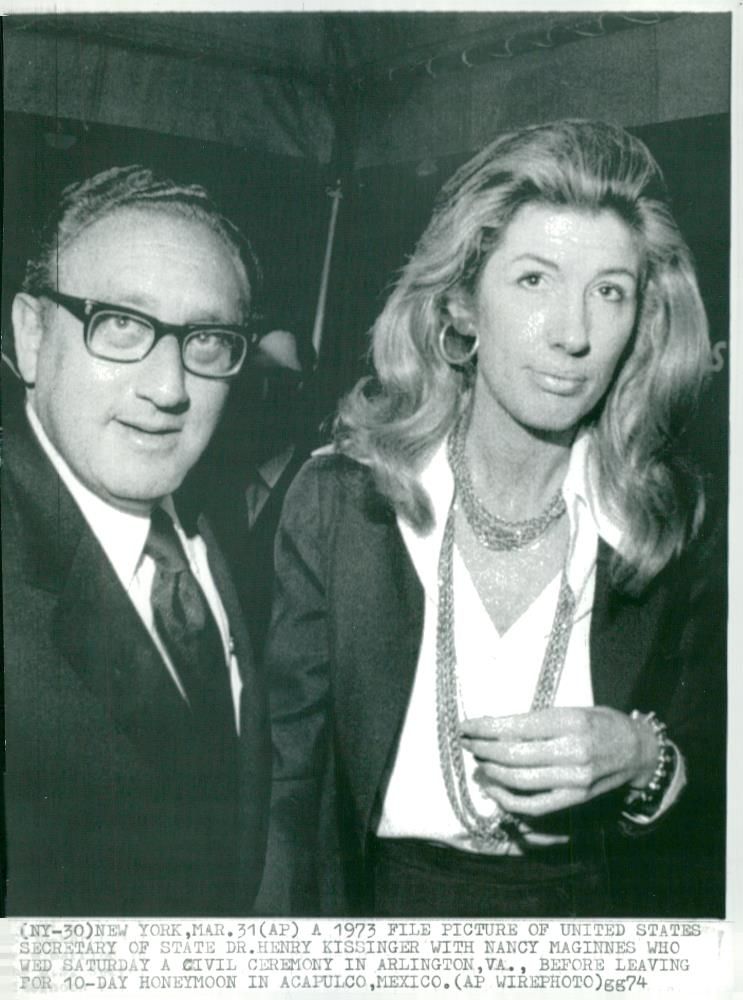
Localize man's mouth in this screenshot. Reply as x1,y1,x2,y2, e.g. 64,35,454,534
117,419,182,437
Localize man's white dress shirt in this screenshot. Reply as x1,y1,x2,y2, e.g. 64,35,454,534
245,444,296,528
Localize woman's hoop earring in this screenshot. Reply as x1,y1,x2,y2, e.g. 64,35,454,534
438,324,479,367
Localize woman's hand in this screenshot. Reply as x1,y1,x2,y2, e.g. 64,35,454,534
460,707,658,817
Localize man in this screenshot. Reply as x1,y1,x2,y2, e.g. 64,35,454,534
2,166,270,915
244,329,307,532
194,327,318,653
237,329,317,650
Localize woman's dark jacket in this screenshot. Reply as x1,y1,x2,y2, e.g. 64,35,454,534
256,454,726,918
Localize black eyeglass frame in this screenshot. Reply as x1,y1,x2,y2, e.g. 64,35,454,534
39,288,257,379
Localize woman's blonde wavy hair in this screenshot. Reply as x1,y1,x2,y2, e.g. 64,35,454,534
336,119,711,595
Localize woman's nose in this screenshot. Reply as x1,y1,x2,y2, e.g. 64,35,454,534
549,291,590,355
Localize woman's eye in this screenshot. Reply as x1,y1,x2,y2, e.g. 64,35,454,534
518,272,545,289
596,283,625,301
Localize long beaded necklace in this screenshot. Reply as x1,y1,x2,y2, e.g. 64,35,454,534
435,413,577,847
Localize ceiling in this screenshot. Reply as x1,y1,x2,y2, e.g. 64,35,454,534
5,11,679,91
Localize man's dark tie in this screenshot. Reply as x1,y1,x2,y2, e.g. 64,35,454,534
144,506,236,745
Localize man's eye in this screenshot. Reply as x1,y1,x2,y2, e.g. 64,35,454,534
93,313,151,350
99,313,149,336
187,331,232,362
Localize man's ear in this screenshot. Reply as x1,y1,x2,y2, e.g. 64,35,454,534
11,293,46,387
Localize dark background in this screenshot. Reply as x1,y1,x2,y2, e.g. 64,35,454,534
2,109,730,487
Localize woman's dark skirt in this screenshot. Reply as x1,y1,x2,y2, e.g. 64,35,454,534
369,835,612,917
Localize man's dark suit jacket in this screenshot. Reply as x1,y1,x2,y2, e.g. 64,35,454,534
257,454,726,918
2,406,271,916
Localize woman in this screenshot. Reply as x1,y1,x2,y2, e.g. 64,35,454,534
258,120,725,918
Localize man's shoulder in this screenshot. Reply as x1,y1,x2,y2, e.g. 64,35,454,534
3,400,54,487
2,404,96,592
2,403,56,527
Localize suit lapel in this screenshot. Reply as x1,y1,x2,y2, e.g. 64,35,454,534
196,509,271,885
589,540,670,711
331,492,424,840
197,512,266,737
52,524,195,764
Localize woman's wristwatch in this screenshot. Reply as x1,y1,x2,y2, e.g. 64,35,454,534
622,710,677,818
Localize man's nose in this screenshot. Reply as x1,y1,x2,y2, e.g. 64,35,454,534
134,335,189,409
549,291,591,355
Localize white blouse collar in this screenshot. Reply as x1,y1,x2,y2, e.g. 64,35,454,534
397,428,623,610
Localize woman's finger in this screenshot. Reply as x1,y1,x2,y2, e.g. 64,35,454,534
462,734,590,767
462,707,588,742
480,782,587,817
474,761,596,792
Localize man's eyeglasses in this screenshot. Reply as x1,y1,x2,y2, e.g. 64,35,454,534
40,289,256,378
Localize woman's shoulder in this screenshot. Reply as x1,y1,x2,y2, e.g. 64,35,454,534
289,449,372,490
283,450,393,523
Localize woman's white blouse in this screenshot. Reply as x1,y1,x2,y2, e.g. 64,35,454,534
376,434,683,853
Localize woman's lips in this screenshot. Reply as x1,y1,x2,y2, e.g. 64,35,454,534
530,369,587,395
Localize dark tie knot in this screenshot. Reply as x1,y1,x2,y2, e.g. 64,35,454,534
145,506,190,574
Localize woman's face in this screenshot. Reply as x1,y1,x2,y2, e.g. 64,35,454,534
467,202,642,440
